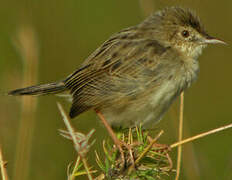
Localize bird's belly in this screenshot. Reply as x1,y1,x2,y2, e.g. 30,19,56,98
101,80,180,128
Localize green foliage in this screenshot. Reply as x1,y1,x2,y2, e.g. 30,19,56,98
95,126,173,180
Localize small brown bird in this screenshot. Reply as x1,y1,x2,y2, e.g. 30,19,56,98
9,7,224,129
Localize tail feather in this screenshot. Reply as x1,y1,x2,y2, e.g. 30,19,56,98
8,81,66,96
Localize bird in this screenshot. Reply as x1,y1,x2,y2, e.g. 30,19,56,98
9,7,224,149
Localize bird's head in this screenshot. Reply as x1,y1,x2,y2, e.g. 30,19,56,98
141,7,225,59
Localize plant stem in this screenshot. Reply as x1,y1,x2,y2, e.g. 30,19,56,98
70,156,81,180
0,147,8,180
175,92,184,180
57,103,93,180
82,158,93,180
171,122,232,149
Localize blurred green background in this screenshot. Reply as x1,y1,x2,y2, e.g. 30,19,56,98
1,0,232,179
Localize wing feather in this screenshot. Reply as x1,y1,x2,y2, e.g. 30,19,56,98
65,36,170,118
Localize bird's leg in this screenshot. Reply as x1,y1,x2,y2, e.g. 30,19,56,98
95,110,125,165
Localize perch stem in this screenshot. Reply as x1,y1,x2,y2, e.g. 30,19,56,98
171,122,232,149
175,92,184,180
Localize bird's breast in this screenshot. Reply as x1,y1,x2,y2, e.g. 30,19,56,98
101,79,183,128
101,58,199,128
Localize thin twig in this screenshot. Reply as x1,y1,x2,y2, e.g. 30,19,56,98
82,158,92,179
57,103,93,180
0,147,8,180
171,122,232,149
175,92,184,180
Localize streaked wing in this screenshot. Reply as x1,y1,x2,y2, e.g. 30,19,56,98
65,32,170,118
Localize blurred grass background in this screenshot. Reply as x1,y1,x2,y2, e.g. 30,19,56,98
0,0,232,179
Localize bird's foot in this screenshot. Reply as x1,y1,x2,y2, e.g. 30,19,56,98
111,138,137,170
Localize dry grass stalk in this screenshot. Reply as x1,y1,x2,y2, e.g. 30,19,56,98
171,122,232,149
57,102,95,180
175,92,184,180
0,147,8,180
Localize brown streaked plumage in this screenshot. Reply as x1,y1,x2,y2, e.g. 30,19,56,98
8,7,225,127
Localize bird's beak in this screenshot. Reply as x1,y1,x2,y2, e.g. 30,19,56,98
203,36,227,45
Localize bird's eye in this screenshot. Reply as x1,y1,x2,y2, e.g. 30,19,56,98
181,30,190,38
